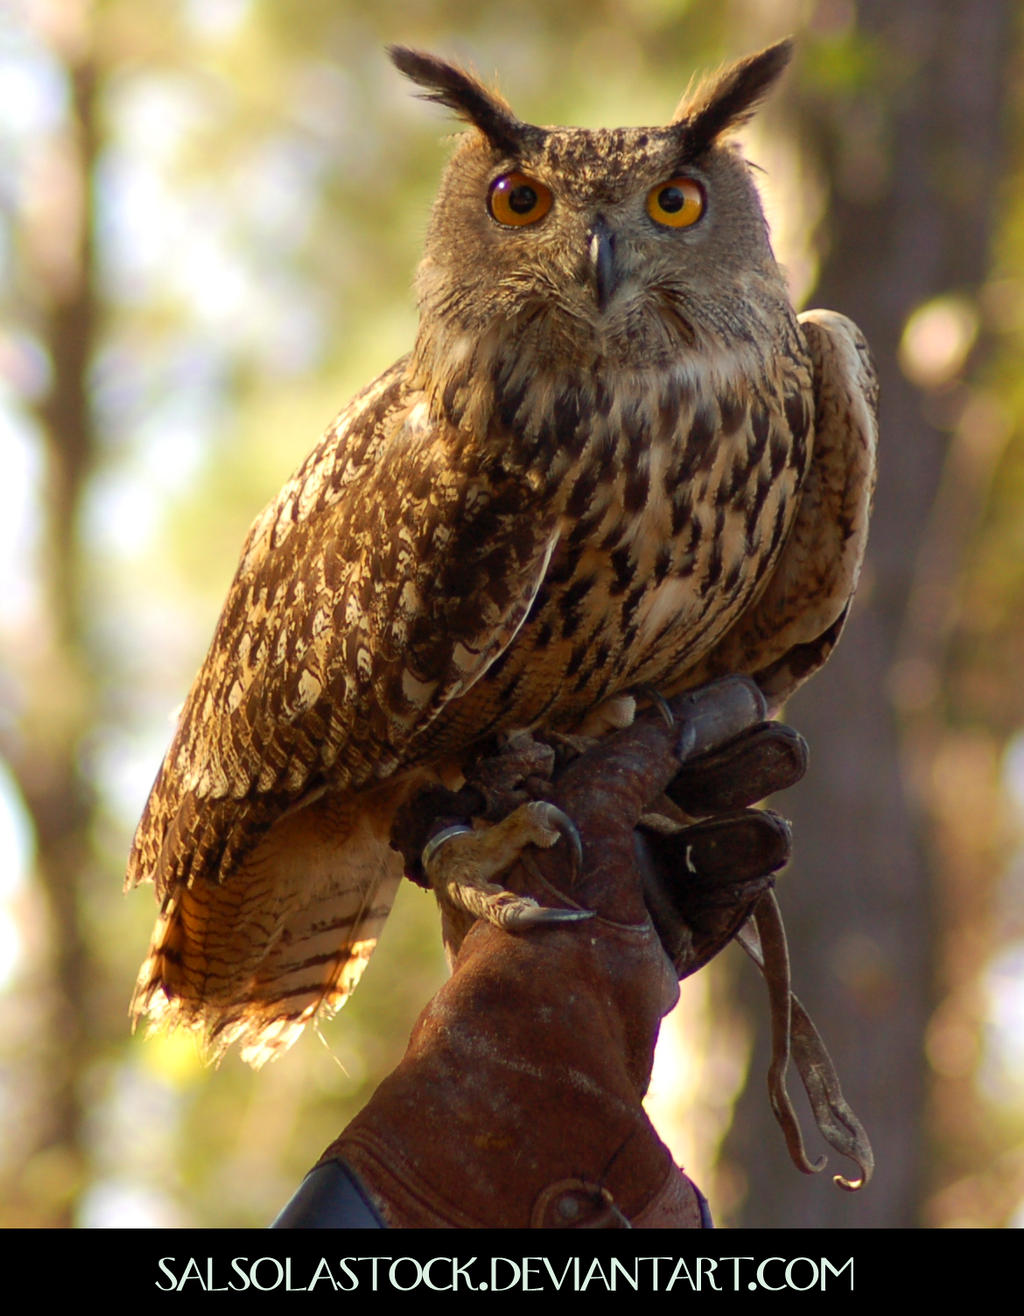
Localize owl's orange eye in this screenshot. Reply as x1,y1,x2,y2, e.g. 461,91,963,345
488,172,553,227
646,177,705,228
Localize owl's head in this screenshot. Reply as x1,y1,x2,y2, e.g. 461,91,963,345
392,42,794,378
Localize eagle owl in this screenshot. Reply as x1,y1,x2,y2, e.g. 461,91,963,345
127,41,877,1066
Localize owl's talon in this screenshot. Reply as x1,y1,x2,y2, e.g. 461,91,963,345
633,684,674,729
507,902,593,928
464,888,592,932
544,803,584,883
421,801,586,931
421,823,476,872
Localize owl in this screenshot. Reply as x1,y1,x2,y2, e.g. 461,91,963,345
126,41,877,1066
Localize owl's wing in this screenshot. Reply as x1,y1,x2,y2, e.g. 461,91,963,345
686,309,878,706
127,359,562,1063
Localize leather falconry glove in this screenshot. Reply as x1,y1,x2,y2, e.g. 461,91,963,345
272,676,852,1229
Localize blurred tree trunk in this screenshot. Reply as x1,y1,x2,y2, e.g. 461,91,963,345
725,0,1014,1226
0,12,101,1226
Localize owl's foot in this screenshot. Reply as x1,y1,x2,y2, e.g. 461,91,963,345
422,801,589,930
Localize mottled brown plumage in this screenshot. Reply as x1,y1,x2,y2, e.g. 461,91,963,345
127,41,877,1066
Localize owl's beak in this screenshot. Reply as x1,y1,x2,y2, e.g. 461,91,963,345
588,215,620,313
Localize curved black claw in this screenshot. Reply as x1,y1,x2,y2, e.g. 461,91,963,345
509,902,594,927
543,802,584,883
632,683,675,729
420,823,475,872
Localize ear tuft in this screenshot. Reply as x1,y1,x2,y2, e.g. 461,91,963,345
674,39,793,152
388,46,543,156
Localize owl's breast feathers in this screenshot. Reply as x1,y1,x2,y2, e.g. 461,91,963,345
128,309,876,1063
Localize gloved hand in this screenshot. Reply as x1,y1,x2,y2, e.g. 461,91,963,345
272,676,806,1228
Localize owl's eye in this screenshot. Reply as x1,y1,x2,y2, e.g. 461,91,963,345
646,177,705,229
488,172,553,227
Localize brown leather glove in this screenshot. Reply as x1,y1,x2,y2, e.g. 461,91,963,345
272,676,805,1229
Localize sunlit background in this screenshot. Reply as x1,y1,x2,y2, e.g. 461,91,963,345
2,0,1023,1228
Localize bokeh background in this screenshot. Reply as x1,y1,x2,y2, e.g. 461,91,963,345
1,0,1022,1229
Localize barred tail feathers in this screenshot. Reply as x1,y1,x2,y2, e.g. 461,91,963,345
131,794,405,1067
